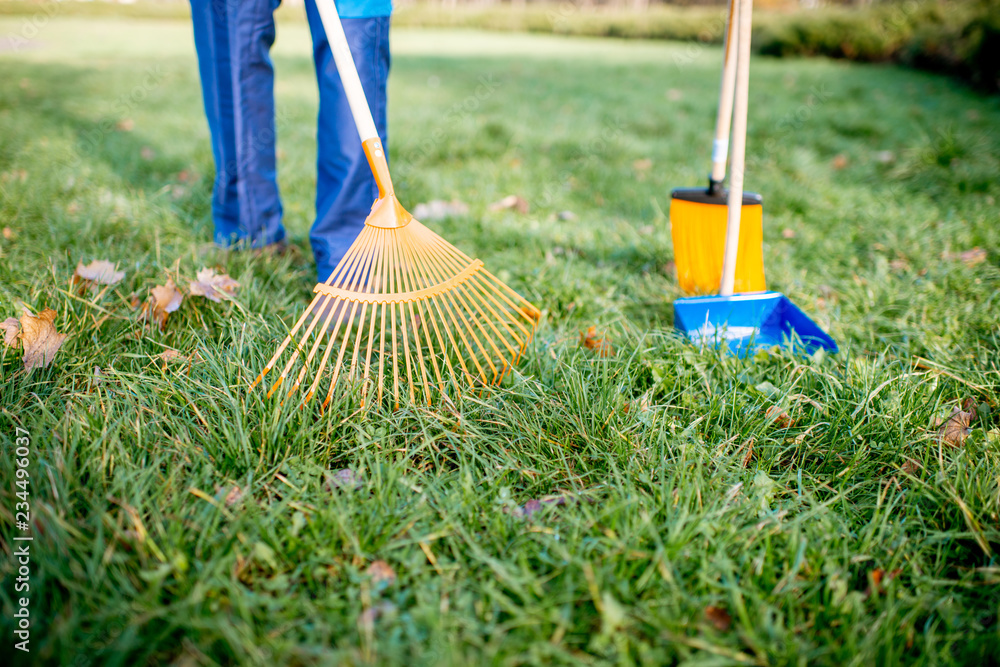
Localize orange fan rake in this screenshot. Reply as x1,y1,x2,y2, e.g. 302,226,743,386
251,0,540,409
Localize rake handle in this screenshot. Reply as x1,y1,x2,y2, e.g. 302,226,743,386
314,0,394,196
719,0,753,297
709,0,739,192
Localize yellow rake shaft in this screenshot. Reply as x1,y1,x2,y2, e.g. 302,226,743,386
251,217,540,410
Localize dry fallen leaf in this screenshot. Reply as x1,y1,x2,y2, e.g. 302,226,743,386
632,158,654,172
960,247,986,267
19,308,68,372
143,280,183,330
2,227,13,240
74,259,125,287
580,326,614,357
831,154,849,170
704,605,732,631
325,468,362,492
938,407,973,447
515,494,570,519
737,438,755,468
412,199,469,222
865,568,902,597
366,560,396,587
1,317,20,347
189,268,239,303
766,405,794,428
221,485,244,507
874,150,896,164
116,118,134,132
488,194,530,215
159,349,198,365
781,228,796,239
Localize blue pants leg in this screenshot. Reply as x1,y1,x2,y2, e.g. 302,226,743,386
190,0,239,240
304,6,391,283
190,0,285,248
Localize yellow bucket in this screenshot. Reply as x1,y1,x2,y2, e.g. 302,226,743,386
669,188,766,296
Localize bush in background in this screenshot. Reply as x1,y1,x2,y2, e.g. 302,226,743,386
755,0,1000,92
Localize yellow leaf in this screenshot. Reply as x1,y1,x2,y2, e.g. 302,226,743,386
189,268,239,303
143,280,183,330
580,326,614,357
1,317,19,347
366,560,396,587
74,259,125,287
938,407,972,447
19,308,67,372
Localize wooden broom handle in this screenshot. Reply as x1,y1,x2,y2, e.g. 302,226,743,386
314,0,394,196
710,0,739,189
315,0,379,142
719,0,753,297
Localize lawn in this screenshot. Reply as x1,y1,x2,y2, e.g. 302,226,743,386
1,12,999,666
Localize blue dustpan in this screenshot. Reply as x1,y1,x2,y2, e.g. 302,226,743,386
671,5,836,359
673,291,837,356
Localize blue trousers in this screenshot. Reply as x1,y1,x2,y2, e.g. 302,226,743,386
190,0,390,282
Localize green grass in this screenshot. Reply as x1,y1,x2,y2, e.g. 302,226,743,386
1,15,1000,666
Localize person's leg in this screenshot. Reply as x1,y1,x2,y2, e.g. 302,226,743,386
304,6,391,282
190,0,240,242
226,0,285,248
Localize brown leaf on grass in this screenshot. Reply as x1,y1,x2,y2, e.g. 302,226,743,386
19,308,67,372
189,268,239,303
960,247,986,267
74,259,125,287
831,154,849,170
142,280,183,330
412,199,469,222
766,405,794,428
515,494,571,519
219,485,244,507
580,326,614,357
942,247,987,267
900,459,921,476
865,568,902,597
324,468,362,492
366,560,396,587
781,228,796,239
1,317,20,347
961,397,979,420
937,407,973,447
159,349,199,365
737,438,755,468
116,118,134,132
704,605,732,631
128,293,142,310
632,158,654,172
2,227,13,240
488,195,529,215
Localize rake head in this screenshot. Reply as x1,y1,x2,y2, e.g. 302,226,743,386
251,140,540,410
